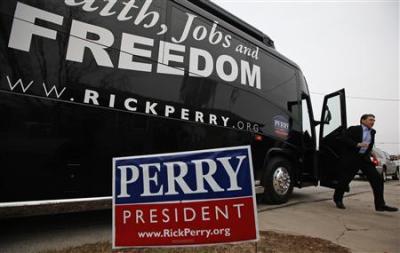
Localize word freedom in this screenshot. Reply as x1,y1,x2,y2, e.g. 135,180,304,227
8,2,262,90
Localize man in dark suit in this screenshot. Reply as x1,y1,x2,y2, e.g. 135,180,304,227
333,114,398,212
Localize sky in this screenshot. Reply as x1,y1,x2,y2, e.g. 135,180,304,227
212,0,399,154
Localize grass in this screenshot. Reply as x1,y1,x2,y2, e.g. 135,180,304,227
40,231,351,253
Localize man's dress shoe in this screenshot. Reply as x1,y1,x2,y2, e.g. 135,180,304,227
334,200,346,209
375,205,398,212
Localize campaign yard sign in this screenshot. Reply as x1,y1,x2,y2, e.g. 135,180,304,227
112,146,258,249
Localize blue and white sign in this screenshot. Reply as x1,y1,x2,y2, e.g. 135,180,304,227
112,146,258,248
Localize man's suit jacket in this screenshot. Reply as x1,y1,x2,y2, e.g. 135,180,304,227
340,125,376,159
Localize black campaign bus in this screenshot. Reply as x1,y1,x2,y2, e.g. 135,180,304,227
0,0,347,216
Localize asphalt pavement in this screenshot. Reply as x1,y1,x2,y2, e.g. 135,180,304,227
0,179,399,253
257,179,400,253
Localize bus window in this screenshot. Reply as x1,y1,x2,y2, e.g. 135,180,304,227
322,95,342,138
302,98,313,139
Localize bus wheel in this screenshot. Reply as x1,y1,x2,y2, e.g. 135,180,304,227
262,157,294,204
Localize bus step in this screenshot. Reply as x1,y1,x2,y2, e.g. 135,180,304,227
254,180,264,194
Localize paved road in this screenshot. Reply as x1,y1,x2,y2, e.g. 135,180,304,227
0,179,399,253
258,180,400,253
0,210,111,253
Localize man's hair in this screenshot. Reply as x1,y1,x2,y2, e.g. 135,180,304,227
360,114,375,123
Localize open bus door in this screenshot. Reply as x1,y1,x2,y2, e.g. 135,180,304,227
318,89,347,188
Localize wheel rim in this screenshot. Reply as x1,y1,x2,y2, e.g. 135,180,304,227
272,167,291,196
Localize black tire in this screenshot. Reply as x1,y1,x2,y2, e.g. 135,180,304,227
262,157,294,204
382,169,388,182
392,167,399,180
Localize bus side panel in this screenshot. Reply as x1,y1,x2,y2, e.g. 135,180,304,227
0,0,303,203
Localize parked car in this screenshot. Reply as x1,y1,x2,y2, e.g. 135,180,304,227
373,148,399,181
358,148,399,181
394,160,400,179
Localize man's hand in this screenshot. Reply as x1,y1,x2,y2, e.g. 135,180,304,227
357,142,369,148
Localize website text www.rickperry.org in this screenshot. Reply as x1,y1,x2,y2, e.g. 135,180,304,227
137,228,231,239
1,75,261,133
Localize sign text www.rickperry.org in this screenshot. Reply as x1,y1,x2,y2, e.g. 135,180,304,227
112,146,259,248
137,228,232,239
